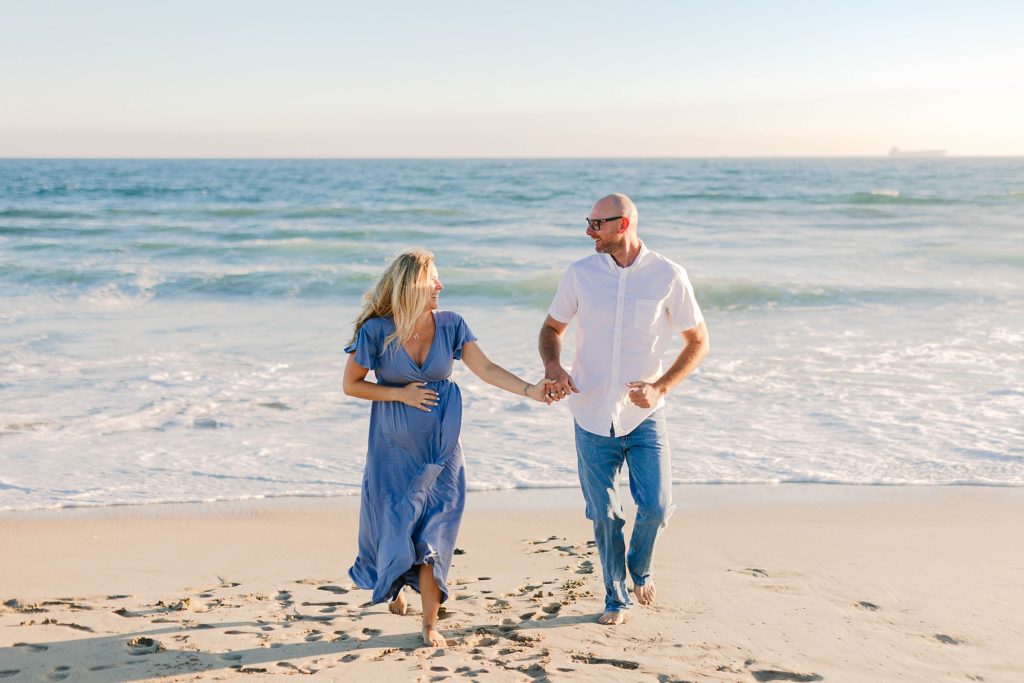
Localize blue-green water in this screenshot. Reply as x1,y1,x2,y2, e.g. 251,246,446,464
2,159,1022,509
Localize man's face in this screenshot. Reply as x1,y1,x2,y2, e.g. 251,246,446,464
586,206,625,254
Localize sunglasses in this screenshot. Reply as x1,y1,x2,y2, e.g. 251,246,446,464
586,216,625,231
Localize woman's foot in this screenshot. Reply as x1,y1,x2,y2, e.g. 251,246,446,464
422,623,446,647
388,590,407,616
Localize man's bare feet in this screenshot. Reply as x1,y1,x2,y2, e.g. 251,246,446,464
633,581,656,606
596,610,627,625
422,624,446,647
388,590,407,616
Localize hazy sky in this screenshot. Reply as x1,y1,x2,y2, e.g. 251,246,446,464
2,0,1022,157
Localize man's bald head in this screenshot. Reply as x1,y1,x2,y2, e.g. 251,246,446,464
590,193,638,232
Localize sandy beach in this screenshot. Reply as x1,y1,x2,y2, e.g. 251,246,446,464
2,485,1022,682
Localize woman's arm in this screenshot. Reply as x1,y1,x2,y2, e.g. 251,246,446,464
459,341,552,403
343,354,438,412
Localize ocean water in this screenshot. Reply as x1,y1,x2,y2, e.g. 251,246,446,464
1,158,1022,511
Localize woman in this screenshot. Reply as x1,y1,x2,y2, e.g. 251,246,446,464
342,250,551,647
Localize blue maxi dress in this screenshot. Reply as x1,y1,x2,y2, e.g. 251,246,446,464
344,311,477,604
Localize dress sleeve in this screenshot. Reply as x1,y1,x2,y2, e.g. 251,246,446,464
451,315,478,360
666,269,705,333
344,322,381,370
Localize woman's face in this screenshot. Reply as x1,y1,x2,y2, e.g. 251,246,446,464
425,262,443,311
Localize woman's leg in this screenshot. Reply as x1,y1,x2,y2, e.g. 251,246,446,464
418,563,446,647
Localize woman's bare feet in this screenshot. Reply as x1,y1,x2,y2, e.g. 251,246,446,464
422,623,446,647
596,610,627,625
388,589,407,616
632,581,656,605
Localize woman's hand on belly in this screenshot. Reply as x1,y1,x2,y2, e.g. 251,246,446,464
396,382,439,412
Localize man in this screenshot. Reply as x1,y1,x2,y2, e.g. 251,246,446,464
539,193,709,625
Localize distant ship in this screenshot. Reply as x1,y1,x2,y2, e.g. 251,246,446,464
889,146,946,158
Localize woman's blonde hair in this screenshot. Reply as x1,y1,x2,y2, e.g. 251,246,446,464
350,249,435,351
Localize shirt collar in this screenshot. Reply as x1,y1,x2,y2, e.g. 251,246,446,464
603,241,650,273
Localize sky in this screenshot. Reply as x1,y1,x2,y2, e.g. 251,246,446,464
2,0,1022,157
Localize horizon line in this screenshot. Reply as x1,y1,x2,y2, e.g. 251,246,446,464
2,154,1023,161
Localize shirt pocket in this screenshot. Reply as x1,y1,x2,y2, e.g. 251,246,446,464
633,298,662,330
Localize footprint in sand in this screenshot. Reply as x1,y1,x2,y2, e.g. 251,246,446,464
540,603,562,615
317,585,349,595
486,598,511,613
340,653,360,663
47,666,71,681
934,634,961,645
221,653,243,662
4,599,47,614
14,643,48,653
575,560,594,575
572,653,640,670
855,601,880,611
305,632,324,642
751,671,823,682
42,599,92,611
362,627,382,636
126,637,164,656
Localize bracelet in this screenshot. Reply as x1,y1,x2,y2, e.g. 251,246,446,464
522,382,530,396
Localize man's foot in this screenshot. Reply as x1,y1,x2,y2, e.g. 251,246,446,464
422,624,446,647
388,590,407,616
596,610,628,626
632,581,656,606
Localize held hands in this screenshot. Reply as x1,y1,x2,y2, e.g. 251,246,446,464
543,365,579,402
526,379,560,404
626,381,664,408
398,382,438,412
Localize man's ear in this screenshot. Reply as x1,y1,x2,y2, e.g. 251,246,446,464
620,216,630,231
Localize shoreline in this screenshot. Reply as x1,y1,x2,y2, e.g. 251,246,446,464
5,480,1022,519
3,484,1022,681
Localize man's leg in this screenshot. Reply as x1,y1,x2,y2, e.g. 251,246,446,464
624,409,674,604
574,421,631,619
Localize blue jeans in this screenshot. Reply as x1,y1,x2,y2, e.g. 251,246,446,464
574,410,675,613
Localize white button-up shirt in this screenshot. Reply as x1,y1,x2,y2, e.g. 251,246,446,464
548,242,704,437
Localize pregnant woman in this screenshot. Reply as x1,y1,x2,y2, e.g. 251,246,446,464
343,249,552,647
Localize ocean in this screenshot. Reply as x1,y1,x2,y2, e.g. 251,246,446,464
1,158,1022,510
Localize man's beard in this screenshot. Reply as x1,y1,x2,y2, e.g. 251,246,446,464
593,235,622,254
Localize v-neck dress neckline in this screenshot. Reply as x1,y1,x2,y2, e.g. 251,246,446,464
401,311,437,369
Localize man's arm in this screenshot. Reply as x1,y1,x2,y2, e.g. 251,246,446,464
539,315,578,399
626,321,710,408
